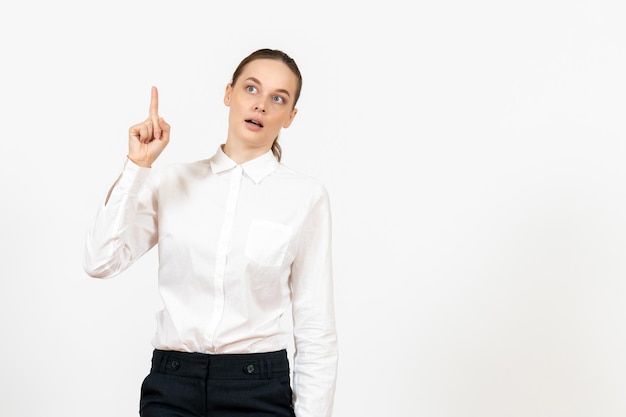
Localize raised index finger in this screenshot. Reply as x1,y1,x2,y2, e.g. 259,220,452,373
149,86,159,117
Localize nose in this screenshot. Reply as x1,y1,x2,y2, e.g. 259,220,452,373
254,103,266,113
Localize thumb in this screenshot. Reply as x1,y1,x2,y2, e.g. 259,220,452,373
158,117,171,142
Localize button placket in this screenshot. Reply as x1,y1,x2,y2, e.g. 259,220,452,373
207,165,243,349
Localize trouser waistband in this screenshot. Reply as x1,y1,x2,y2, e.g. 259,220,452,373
150,349,290,380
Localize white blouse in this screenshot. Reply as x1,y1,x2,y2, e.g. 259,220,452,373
83,146,338,417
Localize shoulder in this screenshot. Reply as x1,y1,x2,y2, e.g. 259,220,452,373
277,162,327,187
273,163,330,203
153,159,210,178
145,160,210,191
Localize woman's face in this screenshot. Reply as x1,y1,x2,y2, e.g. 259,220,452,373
224,58,299,155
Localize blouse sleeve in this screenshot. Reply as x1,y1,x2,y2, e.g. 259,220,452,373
83,158,159,279
290,184,338,417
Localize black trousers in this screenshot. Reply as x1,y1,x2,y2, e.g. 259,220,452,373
139,349,295,417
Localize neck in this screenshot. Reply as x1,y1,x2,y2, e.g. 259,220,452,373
222,142,271,164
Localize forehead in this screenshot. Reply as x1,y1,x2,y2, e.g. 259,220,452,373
239,59,298,94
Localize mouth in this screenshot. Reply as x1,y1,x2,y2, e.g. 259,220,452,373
245,119,264,128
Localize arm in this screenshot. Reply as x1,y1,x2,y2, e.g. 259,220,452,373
83,86,171,278
290,185,338,417
82,159,158,278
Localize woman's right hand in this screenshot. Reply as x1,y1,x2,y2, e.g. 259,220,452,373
128,86,171,167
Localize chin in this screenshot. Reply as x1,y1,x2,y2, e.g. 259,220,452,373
240,134,274,148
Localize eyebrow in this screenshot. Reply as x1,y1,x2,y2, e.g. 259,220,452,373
245,77,292,98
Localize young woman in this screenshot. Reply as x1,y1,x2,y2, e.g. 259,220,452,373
83,49,338,417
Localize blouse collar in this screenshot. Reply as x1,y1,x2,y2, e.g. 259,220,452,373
209,145,279,184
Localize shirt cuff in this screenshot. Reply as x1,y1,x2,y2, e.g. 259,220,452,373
118,157,152,195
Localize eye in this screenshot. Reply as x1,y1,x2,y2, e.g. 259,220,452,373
246,85,257,93
272,95,285,104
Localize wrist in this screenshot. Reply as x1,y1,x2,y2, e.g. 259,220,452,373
127,155,152,168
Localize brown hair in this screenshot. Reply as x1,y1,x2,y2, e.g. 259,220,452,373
230,48,302,162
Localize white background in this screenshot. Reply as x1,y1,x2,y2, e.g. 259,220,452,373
1,1,626,416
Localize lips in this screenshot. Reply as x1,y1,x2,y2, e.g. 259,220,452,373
245,119,264,128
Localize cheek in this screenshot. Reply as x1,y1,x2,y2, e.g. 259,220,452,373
281,110,296,127
231,94,251,109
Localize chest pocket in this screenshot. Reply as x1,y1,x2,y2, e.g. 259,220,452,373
245,219,293,267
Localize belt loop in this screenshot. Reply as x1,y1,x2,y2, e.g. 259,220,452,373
266,359,272,379
258,359,266,379
158,351,167,373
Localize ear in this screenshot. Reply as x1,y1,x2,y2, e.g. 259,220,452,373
282,108,298,128
223,84,232,106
